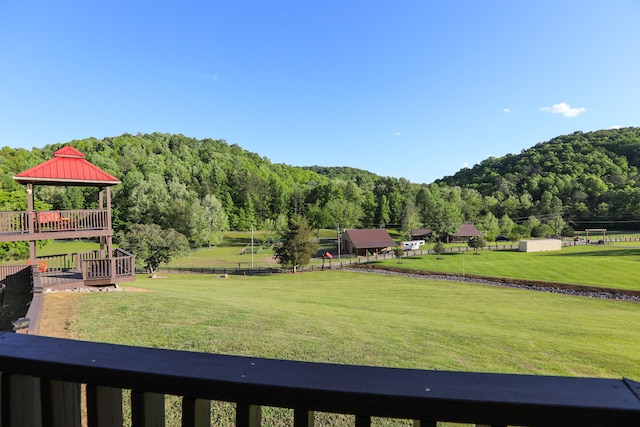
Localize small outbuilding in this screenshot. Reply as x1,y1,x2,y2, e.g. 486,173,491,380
450,223,482,243
411,228,433,240
518,239,562,253
341,229,396,256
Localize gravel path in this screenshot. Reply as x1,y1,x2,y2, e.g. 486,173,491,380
345,268,640,302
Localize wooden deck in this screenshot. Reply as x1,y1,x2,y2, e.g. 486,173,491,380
0,249,135,291
38,271,86,289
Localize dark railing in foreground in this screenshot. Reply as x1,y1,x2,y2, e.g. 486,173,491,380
0,332,639,427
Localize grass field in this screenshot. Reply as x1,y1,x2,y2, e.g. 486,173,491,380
43,271,640,380
377,245,640,291
37,236,640,426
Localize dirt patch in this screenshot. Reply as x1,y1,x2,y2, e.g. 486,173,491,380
39,287,150,338
39,292,84,339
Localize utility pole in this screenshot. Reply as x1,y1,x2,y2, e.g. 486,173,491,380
337,223,341,261
251,226,254,268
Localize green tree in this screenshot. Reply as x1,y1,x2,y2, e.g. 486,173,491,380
401,203,422,241
433,240,445,259
523,216,541,236
546,215,566,237
273,217,318,272
420,185,463,242
394,247,404,263
510,224,530,241
118,224,189,273
374,194,391,227
430,200,463,243
201,194,229,246
468,235,486,254
476,212,500,241
498,214,515,237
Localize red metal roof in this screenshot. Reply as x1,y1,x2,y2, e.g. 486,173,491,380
342,229,397,249
14,146,120,186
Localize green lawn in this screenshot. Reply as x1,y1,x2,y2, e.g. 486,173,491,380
68,271,640,380
165,230,338,269
377,245,640,291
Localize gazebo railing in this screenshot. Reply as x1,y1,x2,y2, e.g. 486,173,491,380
0,332,639,427
0,209,110,235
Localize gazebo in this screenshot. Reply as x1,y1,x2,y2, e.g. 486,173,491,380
0,146,135,286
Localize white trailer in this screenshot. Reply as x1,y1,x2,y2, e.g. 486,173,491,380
402,240,425,250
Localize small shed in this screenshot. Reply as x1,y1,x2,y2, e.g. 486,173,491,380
411,228,433,240
518,239,562,253
450,223,482,243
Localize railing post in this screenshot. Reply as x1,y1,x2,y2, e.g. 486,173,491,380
294,408,314,427
355,414,371,427
41,379,82,427
81,261,88,281
182,398,210,427
236,403,261,427
1,374,41,427
131,391,165,427
86,385,123,427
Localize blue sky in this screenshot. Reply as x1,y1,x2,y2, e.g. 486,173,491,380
1,1,639,184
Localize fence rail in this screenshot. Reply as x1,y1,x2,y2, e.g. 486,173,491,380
0,332,638,427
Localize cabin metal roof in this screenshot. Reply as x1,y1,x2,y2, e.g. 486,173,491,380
14,146,120,186
342,229,397,249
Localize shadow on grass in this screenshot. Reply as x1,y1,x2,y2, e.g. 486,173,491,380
548,248,640,257
217,236,251,247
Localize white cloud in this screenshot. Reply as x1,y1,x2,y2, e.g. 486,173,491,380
394,131,402,136
503,108,510,113
610,125,623,129
461,162,469,169
540,102,586,118
207,74,218,81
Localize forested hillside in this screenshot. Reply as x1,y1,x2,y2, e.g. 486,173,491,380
0,128,639,259
438,127,640,227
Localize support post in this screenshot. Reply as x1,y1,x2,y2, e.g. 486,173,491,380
236,403,261,427
26,183,36,265
131,391,165,427
86,385,123,427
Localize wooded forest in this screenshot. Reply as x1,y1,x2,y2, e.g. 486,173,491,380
0,127,639,259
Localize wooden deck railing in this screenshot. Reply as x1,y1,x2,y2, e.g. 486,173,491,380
0,209,109,236
0,332,638,427
81,248,135,282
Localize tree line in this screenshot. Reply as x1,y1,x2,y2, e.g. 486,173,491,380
0,128,639,261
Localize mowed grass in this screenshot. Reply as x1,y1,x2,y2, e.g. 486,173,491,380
165,230,338,268
377,245,640,291
57,271,640,380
